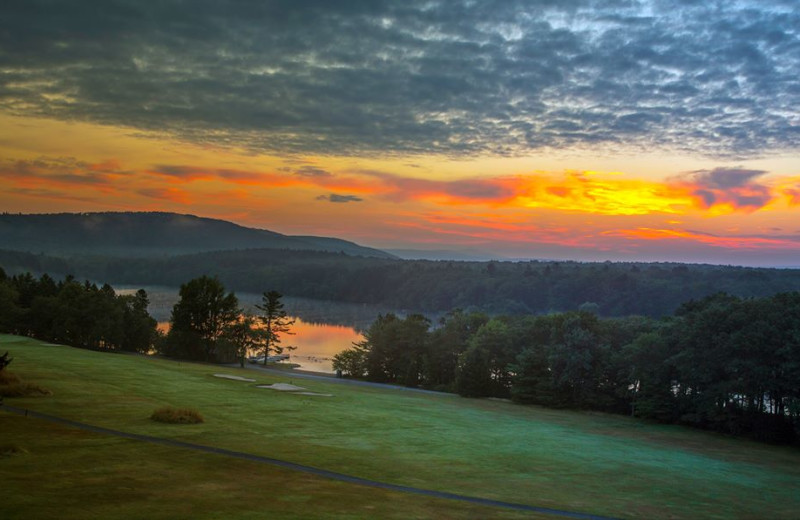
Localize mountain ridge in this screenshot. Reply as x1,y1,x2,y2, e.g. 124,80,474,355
0,212,396,259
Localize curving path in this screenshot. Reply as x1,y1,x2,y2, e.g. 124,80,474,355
2,403,619,520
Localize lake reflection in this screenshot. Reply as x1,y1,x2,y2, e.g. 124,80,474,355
157,317,363,373
127,286,373,374
282,318,364,373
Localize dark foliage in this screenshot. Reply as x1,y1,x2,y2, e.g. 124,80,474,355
0,351,11,371
4,248,800,318
0,272,158,353
338,293,800,444
163,276,239,362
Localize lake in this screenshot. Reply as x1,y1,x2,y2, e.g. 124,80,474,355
121,286,381,373
156,317,362,373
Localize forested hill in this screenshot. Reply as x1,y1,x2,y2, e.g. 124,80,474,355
3,247,800,318
0,212,395,259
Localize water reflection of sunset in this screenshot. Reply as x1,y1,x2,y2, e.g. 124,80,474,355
288,318,364,373
157,317,362,373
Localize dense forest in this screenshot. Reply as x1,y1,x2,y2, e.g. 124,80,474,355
0,269,157,353
334,292,800,444
3,247,800,318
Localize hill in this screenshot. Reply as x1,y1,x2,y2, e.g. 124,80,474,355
0,212,395,259
3,334,800,519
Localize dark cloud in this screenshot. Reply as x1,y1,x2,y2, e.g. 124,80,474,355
0,156,129,186
687,167,768,189
0,1,798,158
678,166,773,210
316,193,363,203
355,168,515,202
292,166,333,177
151,165,193,178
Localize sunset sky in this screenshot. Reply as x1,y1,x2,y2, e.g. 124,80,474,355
2,1,799,266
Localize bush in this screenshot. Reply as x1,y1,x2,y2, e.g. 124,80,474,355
150,406,204,424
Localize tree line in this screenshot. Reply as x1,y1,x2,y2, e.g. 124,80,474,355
334,292,800,444
0,269,157,353
0,270,294,366
3,247,800,318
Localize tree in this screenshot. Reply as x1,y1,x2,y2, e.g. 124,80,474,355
358,313,430,385
332,341,368,378
424,310,488,391
255,290,295,365
455,318,513,397
119,289,158,353
223,313,263,367
166,276,239,361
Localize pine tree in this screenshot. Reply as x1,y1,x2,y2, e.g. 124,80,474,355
255,291,295,365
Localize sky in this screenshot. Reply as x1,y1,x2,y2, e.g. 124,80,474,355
1,1,800,266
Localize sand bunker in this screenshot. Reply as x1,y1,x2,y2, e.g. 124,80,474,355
256,384,333,397
213,374,256,382
256,383,307,391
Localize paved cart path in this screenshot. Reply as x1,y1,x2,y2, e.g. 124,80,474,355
2,404,619,520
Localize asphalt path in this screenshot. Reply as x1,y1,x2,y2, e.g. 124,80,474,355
2,403,620,520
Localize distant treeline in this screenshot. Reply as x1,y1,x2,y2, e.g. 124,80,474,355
0,269,158,353
334,292,800,444
2,247,800,317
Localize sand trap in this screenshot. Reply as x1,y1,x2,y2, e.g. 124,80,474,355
296,391,333,397
213,374,256,382
256,383,307,391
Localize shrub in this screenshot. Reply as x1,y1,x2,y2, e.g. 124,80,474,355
0,371,51,397
150,406,204,424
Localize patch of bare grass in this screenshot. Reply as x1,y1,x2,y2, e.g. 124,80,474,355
150,406,204,424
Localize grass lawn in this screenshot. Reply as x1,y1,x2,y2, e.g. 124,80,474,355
2,334,800,519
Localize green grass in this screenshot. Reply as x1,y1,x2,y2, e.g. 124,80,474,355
150,406,205,424
2,334,800,519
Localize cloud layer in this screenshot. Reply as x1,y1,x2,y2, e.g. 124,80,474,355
1,1,799,158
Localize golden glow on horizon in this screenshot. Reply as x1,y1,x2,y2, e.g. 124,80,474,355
604,228,800,250
513,171,694,215
2,113,800,262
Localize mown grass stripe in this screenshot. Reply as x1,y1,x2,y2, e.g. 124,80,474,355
1,403,619,520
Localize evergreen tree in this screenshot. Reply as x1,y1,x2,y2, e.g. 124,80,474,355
255,290,295,365
166,276,239,361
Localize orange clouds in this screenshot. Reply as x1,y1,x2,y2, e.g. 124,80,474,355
3,148,800,266
603,228,800,250
5,153,792,220
4,152,798,224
